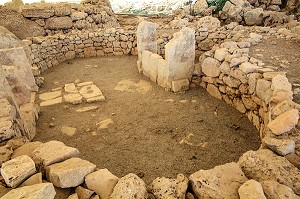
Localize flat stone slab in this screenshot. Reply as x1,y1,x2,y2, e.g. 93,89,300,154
97,118,114,129
64,93,83,105
46,157,96,188
1,183,56,199
32,140,80,168
75,106,98,113
79,84,104,100
61,126,76,137
39,91,62,101
1,155,36,188
40,97,63,107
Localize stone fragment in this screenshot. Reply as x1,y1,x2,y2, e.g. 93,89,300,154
223,76,241,88
68,193,79,199
206,84,222,100
1,183,56,199
54,4,71,16
263,137,295,156
171,79,189,92
21,8,54,18
190,162,248,199
64,83,77,93
75,186,94,199
271,75,292,95
64,93,83,105
261,181,300,199
244,8,264,26
61,126,76,137
201,57,220,77
40,97,63,107
271,100,300,117
20,173,43,187
197,16,220,32
285,153,300,169
110,173,148,199
97,118,113,129
39,91,62,101
263,71,286,80
1,155,36,188
0,145,13,162
267,109,299,135
194,0,208,14
32,140,80,168
79,84,104,101
239,62,260,74
11,141,42,159
238,149,300,195
85,169,119,199
233,98,246,113
20,102,38,140
238,179,266,199
75,106,98,113
149,174,188,199
45,17,73,30
255,79,272,102
46,157,96,188
0,26,22,49
70,12,87,21
214,48,229,62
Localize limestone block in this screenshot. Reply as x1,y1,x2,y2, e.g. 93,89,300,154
244,8,264,26
285,154,300,169
75,186,94,199
172,79,189,93
238,149,300,195
85,168,119,199
196,16,220,32
194,0,208,14
65,51,75,60
233,98,247,113
46,157,96,188
137,21,158,64
141,50,153,79
84,47,96,58
206,84,222,100
40,97,63,107
149,174,188,199
21,8,54,18
201,57,220,77
255,79,272,102
64,94,83,105
54,4,71,16
1,183,56,199
0,48,37,92
230,56,249,67
39,91,62,101
20,102,38,140
1,155,36,188
148,53,161,83
263,71,286,80
79,84,105,101
261,181,300,199
32,140,80,167
214,48,229,62
45,17,73,30
190,162,248,199
20,173,43,187
165,28,195,82
223,75,241,88
267,109,299,135
238,180,266,199
263,137,295,156
68,193,79,199
271,100,300,117
0,26,23,49
12,141,42,159
239,62,260,74
248,73,262,94
110,173,148,199
70,12,88,21
157,58,169,89
271,75,293,102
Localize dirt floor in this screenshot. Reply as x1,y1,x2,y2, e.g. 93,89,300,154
34,55,260,184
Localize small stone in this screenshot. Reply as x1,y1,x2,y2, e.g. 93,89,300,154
61,126,77,137
267,109,299,135
263,137,295,156
75,186,94,199
39,91,62,101
239,62,260,74
85,169,119,199
40,97,63,107
238,180,266,199
1,183,56,199
75,106,98,113
46,157,96,188
11,141,42,159
1,155,36,188
97,119,113,129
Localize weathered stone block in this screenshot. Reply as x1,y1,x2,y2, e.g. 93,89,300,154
238,180,266,199
201,57,220,77
171,79,190,93
22,8,54,18
45,17,73,30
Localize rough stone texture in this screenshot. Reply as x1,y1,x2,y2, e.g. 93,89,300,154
244,8,264,26
45,17,73,30
1,155,36,188
1,183,56,199
85,168,119,199
206,84,222,100
201,57,221,77
110,173,148,199
238,179,266,199
256,79,272,103
196,16,220,32
0,26,22,49
189,162,248,199
21,8,54,18
238,149,300,195
171,79,190,92
75,186,94,199
267,109,299,135
149,174,188,199
20,102,38,140
32,140,80,167
46,157,96,188
194,0,208,14
285,153,300,169
263,137,295,156
261,180,300,199
21,173,43,187
11,141,42,159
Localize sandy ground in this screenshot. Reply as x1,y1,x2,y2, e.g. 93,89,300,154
34,55,260,184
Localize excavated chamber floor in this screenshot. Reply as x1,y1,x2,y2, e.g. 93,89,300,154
34,55,260,184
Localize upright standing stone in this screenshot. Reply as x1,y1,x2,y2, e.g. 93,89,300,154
136,20,158,73
165,28,195,90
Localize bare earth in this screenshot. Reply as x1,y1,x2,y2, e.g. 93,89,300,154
34,55,260,184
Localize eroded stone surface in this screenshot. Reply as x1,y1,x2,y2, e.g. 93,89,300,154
261,180,300,199
238,179,266,199
263,137,295,156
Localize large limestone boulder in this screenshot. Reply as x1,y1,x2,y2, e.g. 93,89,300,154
110,173,148,199
1,155,36,188
46,157,96,188
1,183,56,199
189,162,248,199
261,180,300,199
0,26,22,49
45,17,73,30
244,8,264,26
32,140,80,168
238,149,300,195
149,174,188,199
238,179,266,199
201,57,221,77
85,168,119,199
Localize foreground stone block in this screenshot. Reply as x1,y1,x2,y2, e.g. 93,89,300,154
85,168,119,199
149,174,188,199
165,28,195,84
189,162,248,199
32,140,80,167
46,158,96,188
267,109,299,135
1,183,56,199
171,79,189,92
0,26,23,49
1,155,36,188
20,102,39,140
238,180,266,199
261,180,300,199
21,7,54,18
110,173,148,198
238,149,300,195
